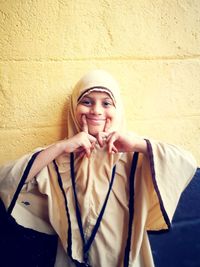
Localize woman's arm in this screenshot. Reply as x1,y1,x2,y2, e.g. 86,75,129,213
27,132,96,181
105,131,148,154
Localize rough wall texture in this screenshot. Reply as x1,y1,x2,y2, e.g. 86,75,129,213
0,0,200,164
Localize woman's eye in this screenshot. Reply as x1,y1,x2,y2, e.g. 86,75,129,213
103,101,112,107
81,99,92,106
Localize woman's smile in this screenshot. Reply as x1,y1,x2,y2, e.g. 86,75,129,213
86,116,106,125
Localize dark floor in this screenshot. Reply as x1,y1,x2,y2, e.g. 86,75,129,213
149,168,200,267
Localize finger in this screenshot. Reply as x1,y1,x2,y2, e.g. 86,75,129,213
108,142,117,154
107,132,118,153
111,144,118,154
106,131,117,144
83,137,94,158
78,150,86,158
88,134,97,144
91,141,96,149
76,144,92,158
82,115,89,133
75,147,85,153
96,132,103,147
84,146,91,158
75,147,86,158
98,136,104,147
103,118,111,132
96,132,109,147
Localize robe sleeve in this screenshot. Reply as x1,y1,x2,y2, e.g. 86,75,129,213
0,149,58,234
144,139,197,231
0,148,41,207
0,152,34,207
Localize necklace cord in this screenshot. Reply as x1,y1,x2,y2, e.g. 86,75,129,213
70,153,117,263
54,152,139,267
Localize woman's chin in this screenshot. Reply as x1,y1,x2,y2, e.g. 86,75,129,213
88,126,104,136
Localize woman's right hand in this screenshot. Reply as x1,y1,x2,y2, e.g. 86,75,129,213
61,131,97,158
59,115,97,157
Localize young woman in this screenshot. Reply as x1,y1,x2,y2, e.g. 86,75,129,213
0,70,197,267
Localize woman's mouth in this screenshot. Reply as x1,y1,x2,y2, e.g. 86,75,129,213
86,117,106,125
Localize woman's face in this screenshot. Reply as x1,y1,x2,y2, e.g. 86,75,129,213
75,91,117,136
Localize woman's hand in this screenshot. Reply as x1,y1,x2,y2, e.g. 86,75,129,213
95,118,111,147
59,115,97,158
95,119,147,154
64,131,96,158
26,116,97,181
106,132,147,154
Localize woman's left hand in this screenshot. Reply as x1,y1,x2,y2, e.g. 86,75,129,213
96,119,147,154
105,132,147,154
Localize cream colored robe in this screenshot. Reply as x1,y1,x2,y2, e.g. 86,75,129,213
0,140,197,267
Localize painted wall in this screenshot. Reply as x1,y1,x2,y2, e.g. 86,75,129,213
0,0,200,164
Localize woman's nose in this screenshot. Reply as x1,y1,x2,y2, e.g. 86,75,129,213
91,103,103,115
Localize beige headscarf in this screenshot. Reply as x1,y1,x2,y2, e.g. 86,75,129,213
66,69,124,138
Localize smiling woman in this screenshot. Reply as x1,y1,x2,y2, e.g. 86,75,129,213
67,70,124,138
76,91,116,136
0,69,197,267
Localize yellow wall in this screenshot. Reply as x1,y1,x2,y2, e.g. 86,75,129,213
0,0,200,164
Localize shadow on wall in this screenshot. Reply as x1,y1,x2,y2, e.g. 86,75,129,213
149,168,200,267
